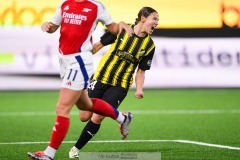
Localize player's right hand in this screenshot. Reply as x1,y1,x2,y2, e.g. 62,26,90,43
41,22,53,32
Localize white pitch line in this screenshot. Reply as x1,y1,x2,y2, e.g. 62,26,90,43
175,140,240,150
130,109,240,115
0,140,239,151
0,109,240,117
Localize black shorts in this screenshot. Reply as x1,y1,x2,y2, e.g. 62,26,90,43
88,80,128,109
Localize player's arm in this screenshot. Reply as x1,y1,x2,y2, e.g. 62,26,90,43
41,22,59,33
98,1,132,36
106,21,133,36
134,68,145,99
92,31,117,54
41,3,62,33
135,45,155,99
91,41,104,54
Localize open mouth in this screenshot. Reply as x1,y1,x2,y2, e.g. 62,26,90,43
151,26,156,32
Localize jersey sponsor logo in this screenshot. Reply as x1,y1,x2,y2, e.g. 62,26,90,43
115,50,137,64
139,49,145,55
66,81,72,86
63,6,69,11
147,60,152,66
62,12,87,25
83,8,92,12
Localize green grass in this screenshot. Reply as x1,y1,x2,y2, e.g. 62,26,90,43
0,89,240,160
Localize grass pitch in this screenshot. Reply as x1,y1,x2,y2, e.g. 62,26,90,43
0,89,240,160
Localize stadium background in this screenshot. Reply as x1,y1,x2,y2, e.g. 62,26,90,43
0,0,239,90
0,1,240,160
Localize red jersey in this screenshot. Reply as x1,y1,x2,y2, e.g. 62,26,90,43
51,0,113,55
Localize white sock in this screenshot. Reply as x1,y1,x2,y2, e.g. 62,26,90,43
116,112,125,124
72,146,79,151
44,146,56,159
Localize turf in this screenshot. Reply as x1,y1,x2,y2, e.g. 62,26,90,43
0,89,240,160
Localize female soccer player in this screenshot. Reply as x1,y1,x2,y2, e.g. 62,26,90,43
69,6,159,158
27,0,134,159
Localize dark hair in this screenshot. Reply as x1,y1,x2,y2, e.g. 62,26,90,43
135,7,157,25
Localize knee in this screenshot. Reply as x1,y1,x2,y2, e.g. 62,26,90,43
56,102,71,117
91,115,105,124
80,115,90,122
80,111,93,122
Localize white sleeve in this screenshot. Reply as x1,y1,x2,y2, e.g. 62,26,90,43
97,2,114,26
50,3,64,25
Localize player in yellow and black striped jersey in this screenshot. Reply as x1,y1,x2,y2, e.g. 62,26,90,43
94,24,155,89
69,7,159,157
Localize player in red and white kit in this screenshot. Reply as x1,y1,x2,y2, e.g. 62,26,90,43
27,0,133,160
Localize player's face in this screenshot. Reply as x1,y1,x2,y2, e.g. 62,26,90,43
143,12,159,34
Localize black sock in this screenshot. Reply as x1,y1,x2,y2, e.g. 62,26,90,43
74,120,101,150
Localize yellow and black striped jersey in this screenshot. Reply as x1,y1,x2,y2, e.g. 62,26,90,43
93,24,155,89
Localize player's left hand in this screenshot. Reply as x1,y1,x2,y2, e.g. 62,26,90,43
135,90,144,99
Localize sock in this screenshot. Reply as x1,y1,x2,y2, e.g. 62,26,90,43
90,98,119,120
72,146,79,151
49,116,70,150
75,120,101,150
116,113,126,124
44,146,56,159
